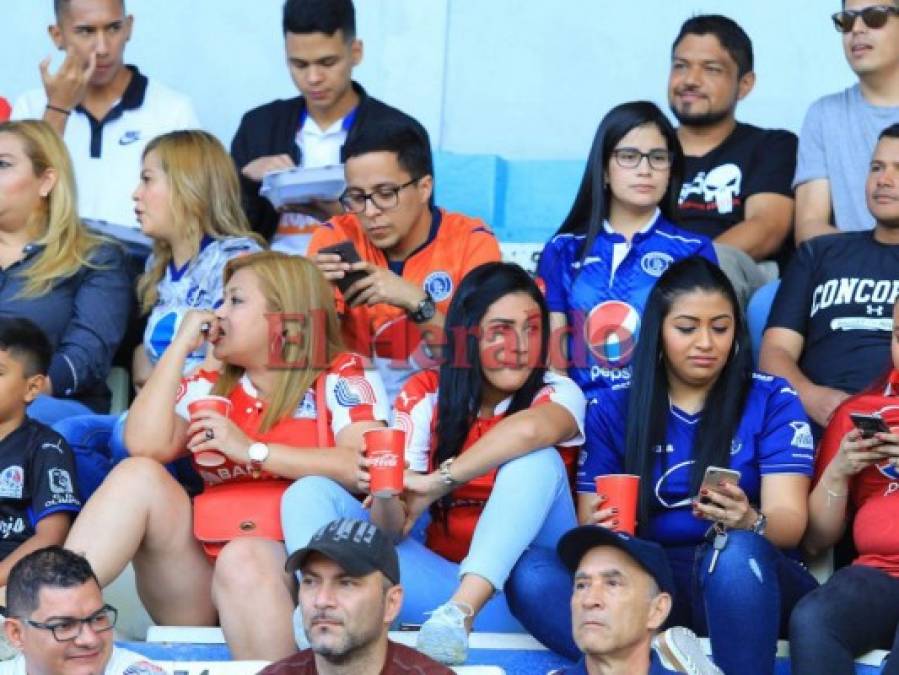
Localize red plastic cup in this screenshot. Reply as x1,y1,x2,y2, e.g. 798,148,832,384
364,428,405,497
187,396,233,467
595,474,640,535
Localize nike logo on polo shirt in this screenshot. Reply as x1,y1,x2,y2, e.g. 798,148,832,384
119,131,142,145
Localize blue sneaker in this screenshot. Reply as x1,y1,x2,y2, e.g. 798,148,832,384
415,601,472,665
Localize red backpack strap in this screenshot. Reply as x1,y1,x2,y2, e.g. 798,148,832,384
316,372,329,447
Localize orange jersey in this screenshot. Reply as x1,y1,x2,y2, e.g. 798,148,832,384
393,369,585,563
308,208,501,399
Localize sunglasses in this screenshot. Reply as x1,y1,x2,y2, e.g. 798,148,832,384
832,5,899,33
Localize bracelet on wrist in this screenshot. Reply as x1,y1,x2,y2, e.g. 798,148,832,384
46,104,71,116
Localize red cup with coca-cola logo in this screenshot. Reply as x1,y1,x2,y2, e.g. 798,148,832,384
364,428,405,497
188,396,233,467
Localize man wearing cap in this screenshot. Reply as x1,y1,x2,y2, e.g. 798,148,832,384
260,518,452,675
553,526,722,675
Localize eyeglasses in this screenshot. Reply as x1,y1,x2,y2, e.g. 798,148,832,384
339,178,420,214
23,604,118,642
832,5,899,33
611,148,673,171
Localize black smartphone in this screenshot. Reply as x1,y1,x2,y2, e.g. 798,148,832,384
850,412,891,438
318,240,370,297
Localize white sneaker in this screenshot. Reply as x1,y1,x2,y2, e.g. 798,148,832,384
415,601,472,665
292,605,310,650
653,626,723,675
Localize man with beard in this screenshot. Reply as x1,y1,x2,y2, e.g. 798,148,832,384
260,519,452,674
669,15,797,305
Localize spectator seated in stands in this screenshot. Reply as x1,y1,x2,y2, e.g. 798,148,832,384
537,101,716,403
669,15,796,305
260,519,453,675
62,252,389,661
789,199,899,675
760,124,899,436
793,0,899,243
514,257,816,675
231,0,427,251
2,546,166,674
0,319,81,606
12,0,199,237
551,526,721,675
0,120,130,425
308,122,501,401
53,130,263,499
283,262,585,665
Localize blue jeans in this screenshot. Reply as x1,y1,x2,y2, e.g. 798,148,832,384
281,447,577,632
29,395,94,426
511,530,818,672
790,563,899,674
53,412,201,500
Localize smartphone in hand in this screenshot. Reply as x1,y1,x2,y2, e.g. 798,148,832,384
697,466,742,504
850,412,891,439
318,240,370,298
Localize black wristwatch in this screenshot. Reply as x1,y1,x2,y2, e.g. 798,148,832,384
408,291,436,324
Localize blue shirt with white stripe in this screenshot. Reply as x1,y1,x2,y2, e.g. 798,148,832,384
538,212,716,400
579,373,814,546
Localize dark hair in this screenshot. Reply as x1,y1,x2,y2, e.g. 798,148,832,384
550,101,684,266
672,15,753,77
340,122,434,181
432,263,549,512
7,546,100,617
0,317,52,377
623,257,751,532
282,0,355,40
54,0,125,21
880,123,899,140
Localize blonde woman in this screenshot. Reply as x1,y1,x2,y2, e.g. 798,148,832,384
133,130,263,388
65,252,389,661
55,130,263,499
0,120,130,423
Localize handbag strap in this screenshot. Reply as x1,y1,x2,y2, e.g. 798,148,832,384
315,371,329,447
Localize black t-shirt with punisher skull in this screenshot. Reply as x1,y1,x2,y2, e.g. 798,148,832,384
0,417,81,559
677,122,797,265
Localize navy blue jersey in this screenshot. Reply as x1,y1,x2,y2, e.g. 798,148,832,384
766,231,899,395
538,213,716,400
0,418,81,559
579,373,813,546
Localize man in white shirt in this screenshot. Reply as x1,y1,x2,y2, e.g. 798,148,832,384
12,0,199,232
1,546,166,675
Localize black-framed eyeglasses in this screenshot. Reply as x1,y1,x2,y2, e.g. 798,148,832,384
339,178,420,214
23,604,118,642
611,148,673,171
832,5,899,33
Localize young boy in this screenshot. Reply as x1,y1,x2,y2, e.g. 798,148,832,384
0,318,81,600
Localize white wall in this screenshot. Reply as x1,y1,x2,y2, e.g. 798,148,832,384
2,0,854,160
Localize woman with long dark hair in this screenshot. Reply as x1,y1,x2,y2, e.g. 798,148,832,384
580,256,816,674
281,261,585,665
537,101,715,400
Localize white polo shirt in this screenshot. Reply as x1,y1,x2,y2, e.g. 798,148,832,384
271,110,354,256
13,66,199,230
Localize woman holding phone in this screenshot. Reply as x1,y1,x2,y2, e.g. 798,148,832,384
789,301,899,673
64,252,389,661
515,257,816,674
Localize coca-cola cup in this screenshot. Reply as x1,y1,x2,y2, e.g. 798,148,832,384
595,474,640,535
187,396,233,467
364,428,405,497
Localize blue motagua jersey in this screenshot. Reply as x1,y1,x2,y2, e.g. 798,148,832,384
578,373,814,546
538,212,716,400
143,236,261,372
